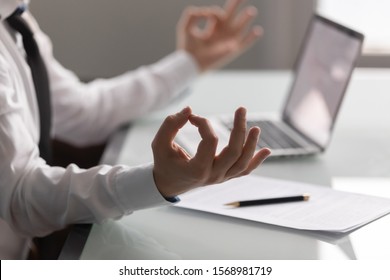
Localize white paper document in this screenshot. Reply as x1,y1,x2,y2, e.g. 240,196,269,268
176,175,390,233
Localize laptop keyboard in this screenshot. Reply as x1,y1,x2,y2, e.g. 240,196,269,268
248,121,303,149
226,120,304,150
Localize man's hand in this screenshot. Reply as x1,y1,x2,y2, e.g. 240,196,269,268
152,107,271,198
177,0,263,72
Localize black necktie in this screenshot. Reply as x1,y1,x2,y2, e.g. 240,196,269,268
6,10,52,163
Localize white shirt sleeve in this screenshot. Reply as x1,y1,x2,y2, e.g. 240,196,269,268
0,15,199,238
0,88,172,237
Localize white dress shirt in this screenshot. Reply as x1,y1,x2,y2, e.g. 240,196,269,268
0,12,198,259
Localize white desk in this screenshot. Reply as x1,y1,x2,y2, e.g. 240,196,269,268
80,70,390,259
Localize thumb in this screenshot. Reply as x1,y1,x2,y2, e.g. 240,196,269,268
153,107,192,147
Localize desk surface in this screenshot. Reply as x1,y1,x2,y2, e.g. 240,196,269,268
80,70,390,259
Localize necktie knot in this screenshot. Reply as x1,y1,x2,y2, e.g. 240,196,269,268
6,5,33,36
6,8,53,163
7,12,36,57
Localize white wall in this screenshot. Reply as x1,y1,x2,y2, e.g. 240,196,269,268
30,0,315,79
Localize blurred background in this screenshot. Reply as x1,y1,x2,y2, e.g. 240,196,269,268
30,0,390,80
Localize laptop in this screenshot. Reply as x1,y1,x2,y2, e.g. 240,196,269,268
177,15,364,157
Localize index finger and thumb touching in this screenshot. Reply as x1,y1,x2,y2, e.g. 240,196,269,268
188,114,219,164
153,107,192,147
154,107,271,180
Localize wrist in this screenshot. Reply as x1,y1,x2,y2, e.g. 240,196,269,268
152,168,175,198
177,47,206,73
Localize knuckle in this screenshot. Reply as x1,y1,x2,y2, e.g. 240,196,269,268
240,168,251,176
197,116,208,124
193,164,209,179
208,134,219,146
233,161,249,174
164,115,176,124
151,137,160,151
234,125,247,134
227,145,242,159
151,139,157,150
207,174,224,185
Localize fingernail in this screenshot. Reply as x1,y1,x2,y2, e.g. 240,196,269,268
237,107,247,118
180,106,191,115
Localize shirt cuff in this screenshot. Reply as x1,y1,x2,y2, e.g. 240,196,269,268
164,196,181,203
114,163,172,214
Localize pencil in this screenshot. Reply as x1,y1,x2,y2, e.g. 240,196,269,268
224,194,310,207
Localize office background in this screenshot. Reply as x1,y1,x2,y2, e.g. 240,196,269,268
30,0,314,79
30,0,390,79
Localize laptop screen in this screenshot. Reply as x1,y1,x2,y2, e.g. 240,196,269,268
283,15,364,148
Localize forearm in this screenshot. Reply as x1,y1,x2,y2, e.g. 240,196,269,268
2,160,169,237
0,112,169,237
50,50,199,146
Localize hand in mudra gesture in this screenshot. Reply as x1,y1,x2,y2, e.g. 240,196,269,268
177,0,263,72
152,107,271,197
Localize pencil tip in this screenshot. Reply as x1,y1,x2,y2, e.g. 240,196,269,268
224,202,239,207
303,194,310,201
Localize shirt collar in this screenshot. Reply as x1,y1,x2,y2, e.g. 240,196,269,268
0,1,29,21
